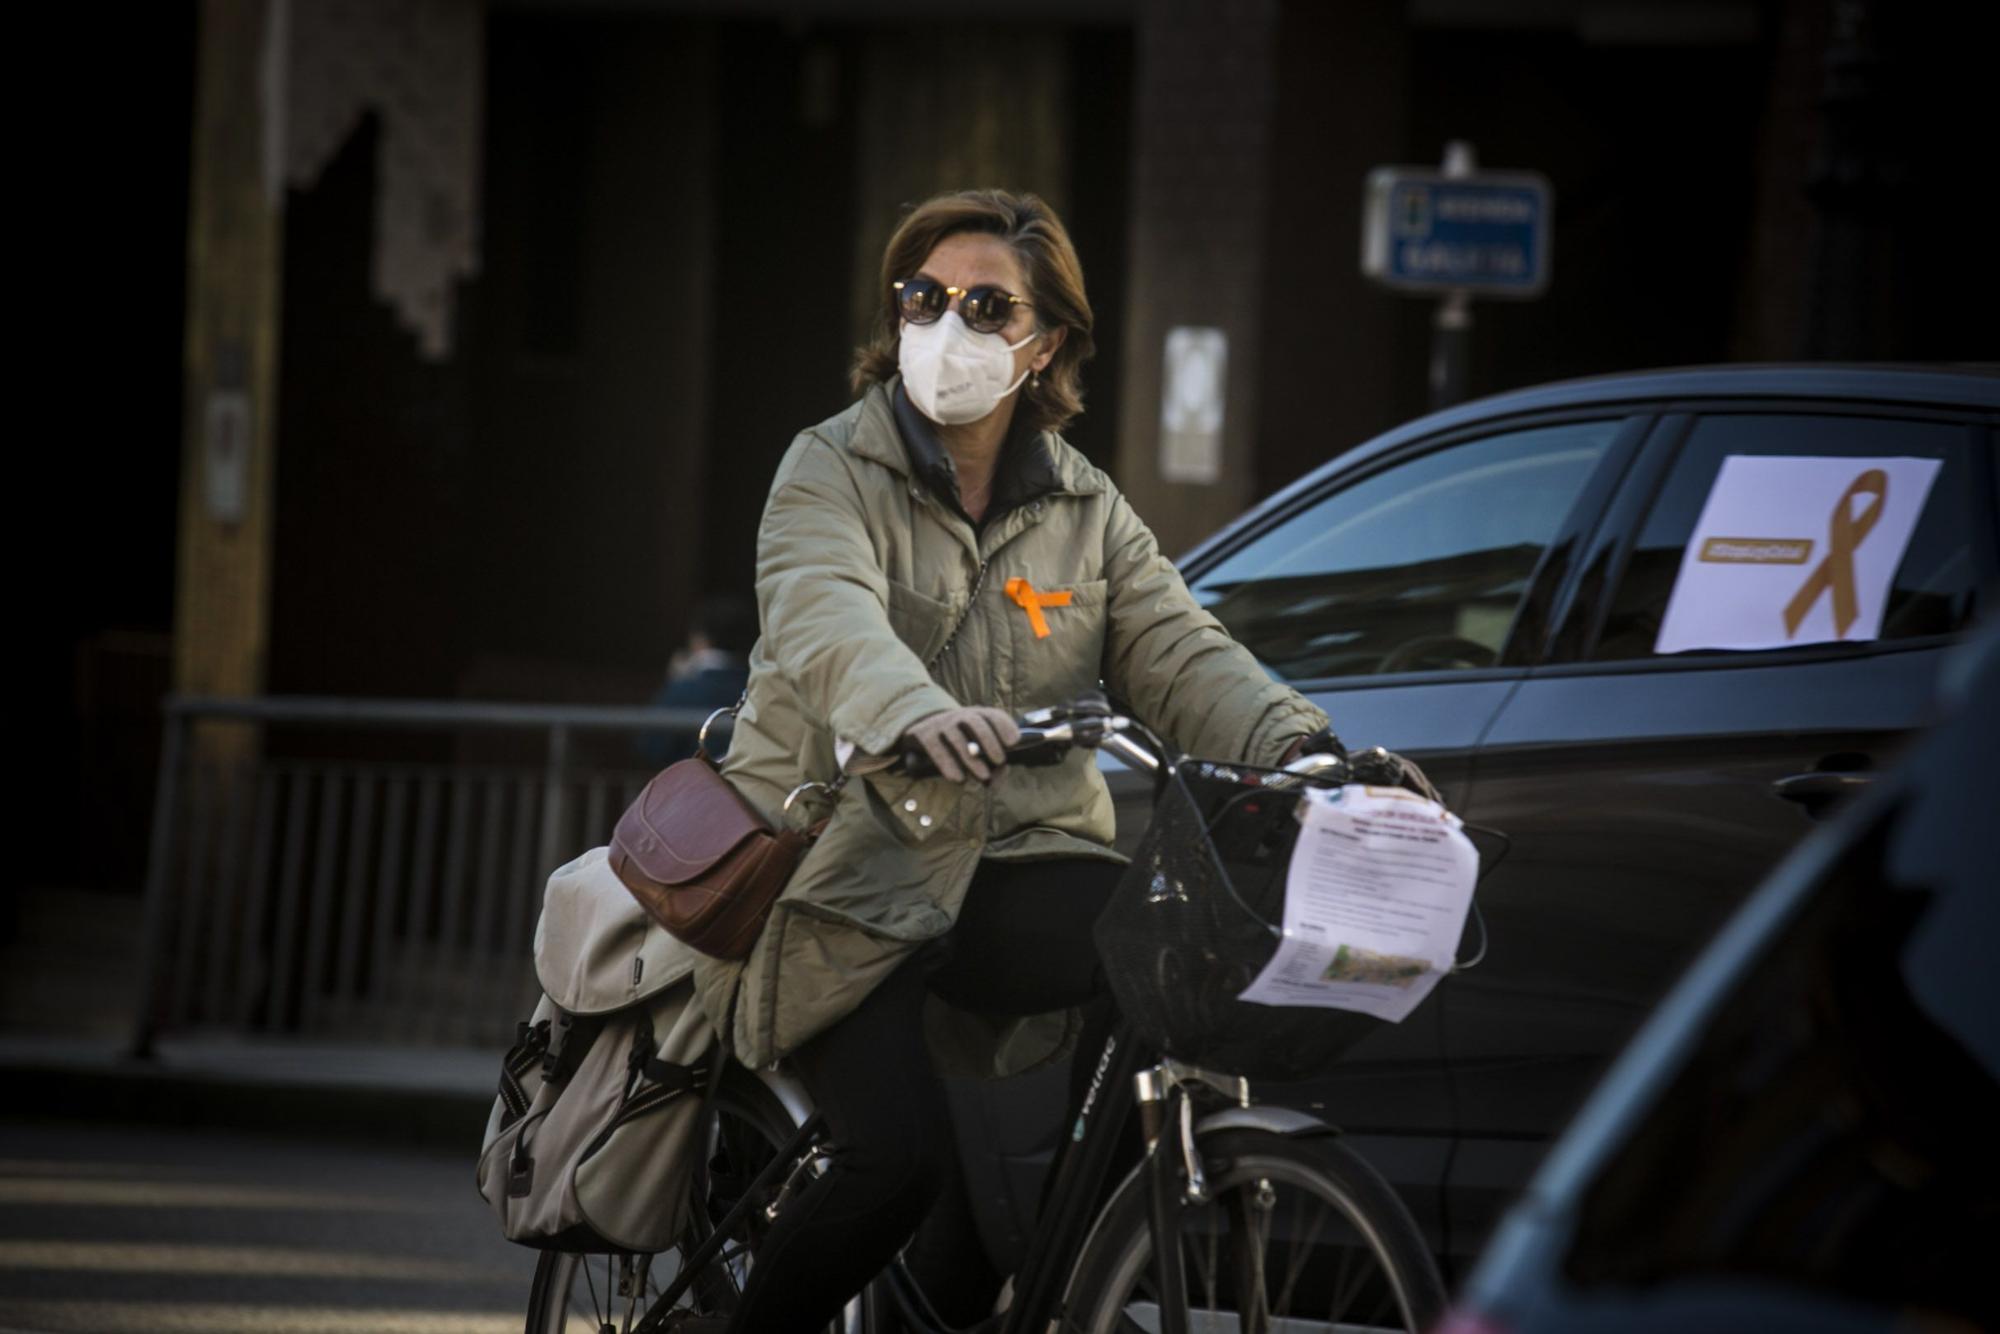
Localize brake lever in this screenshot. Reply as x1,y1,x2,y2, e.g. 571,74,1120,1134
897,742,940,779
1019,690,1111,730
1008,730,1073,768
1281,752,1349,783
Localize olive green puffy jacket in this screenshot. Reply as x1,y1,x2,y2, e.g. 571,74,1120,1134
690,383,1327,1074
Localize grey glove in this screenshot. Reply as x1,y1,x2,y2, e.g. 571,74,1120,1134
1346,746,1444,805
903,706,1022,784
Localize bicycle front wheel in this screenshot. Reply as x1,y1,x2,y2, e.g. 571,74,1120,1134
1061,1128,1445,1334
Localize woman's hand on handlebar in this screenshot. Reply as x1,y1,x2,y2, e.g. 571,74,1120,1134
901,706,1022,784
1283,727,1445,805
1347,746,1444,805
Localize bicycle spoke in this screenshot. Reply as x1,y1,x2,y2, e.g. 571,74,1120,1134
1327,1230,1371,1323
1201,1206,1221,1322
1271,1189,1329,1315
1254,1186,1276,1322
1227,1188,1271,1334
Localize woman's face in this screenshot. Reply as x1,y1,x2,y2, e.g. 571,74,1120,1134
909,232,1061,387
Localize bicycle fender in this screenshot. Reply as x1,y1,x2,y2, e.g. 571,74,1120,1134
1196,1105,1338,1137
756,1066,815,1130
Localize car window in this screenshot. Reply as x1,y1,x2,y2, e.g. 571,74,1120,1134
1592,413,1982,661
1189,420,1622,680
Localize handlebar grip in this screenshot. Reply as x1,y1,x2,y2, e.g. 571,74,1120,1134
895,728,1070,779
899,741,941,779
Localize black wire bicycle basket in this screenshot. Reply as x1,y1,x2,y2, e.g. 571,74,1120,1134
1094,760,1389,1083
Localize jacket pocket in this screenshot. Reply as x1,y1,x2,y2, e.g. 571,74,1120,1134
779,798,964,942
886,579,954,664
1011,578,1109,706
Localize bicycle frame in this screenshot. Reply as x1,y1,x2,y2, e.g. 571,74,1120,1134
998,1022,1151,1334
632,1112,824,1327
631,1023,1215,1334
911,1027,1257,1334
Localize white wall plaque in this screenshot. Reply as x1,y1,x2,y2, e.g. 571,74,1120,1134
203,389,252,525
1653,453,1942,654
1159,326,1227,484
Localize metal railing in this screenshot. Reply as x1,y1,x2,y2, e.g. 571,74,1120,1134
131,694,718,1055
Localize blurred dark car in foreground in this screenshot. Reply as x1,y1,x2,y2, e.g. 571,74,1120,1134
1440,624,1999,1334
958,365,1998,1278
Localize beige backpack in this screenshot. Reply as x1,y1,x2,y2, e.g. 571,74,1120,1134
476,845,719,1253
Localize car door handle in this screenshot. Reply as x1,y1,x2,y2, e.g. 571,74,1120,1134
1772,771,1874,804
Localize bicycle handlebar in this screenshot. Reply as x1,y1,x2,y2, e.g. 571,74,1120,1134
895,726,1080,779
892,694,1346,785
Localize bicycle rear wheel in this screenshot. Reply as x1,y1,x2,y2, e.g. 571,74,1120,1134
527,1250,670,1334
524,1069,863,1333
1061,1128,1445,1334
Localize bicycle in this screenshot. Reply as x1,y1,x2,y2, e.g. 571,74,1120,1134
525,693,1481,1334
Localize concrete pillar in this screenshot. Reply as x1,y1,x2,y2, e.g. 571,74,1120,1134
1255,0,1409,495
1799,0,1907,359
1113,0,1280,557
175,0,284,708
1730,0,1828,360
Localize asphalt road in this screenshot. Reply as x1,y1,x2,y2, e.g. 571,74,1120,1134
0,1119,536,1333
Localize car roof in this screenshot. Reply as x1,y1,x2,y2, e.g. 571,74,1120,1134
1427,362,1997,420
1181,363,2000,568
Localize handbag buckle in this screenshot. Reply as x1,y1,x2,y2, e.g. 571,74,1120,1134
697,706,737,755
782,781,835,816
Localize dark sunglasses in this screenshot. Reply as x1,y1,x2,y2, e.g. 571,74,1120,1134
893,277,1033,336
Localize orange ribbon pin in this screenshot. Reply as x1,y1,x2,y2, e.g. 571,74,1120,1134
1005,577,1073,638
1782,468,1886,638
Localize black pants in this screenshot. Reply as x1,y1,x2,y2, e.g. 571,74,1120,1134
724,856,1121,1334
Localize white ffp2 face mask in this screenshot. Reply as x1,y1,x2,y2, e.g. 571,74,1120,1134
898,311,1040,426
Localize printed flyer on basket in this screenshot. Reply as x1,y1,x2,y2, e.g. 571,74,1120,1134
1238,784,1480,1022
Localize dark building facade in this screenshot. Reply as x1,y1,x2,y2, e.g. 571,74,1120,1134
26,0,1996,893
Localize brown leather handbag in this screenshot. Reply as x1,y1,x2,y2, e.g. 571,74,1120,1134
608,706,838,961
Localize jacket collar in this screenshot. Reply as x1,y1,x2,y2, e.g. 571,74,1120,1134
893,383,1058,527
845,378,1104,500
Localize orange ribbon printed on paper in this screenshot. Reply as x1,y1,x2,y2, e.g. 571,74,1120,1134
1782,468,1886,638
1005,577,1073,638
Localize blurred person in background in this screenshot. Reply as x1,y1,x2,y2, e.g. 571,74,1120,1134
639,593,755,766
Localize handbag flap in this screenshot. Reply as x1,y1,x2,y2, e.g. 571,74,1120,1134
535,846,698,1014
612,759,768,885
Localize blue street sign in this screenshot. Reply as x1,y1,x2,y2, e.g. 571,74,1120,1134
1362,167,1553,297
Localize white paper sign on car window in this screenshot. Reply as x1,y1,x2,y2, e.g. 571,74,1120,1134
1653,454,1941,655
1237,785,1479,1022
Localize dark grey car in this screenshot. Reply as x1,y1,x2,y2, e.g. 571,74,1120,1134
953,365,1999,1281
1440,623,1999,1333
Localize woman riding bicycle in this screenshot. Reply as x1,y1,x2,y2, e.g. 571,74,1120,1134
688,188,1426,1333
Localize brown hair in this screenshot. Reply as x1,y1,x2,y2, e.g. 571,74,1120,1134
851,189,1096,435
